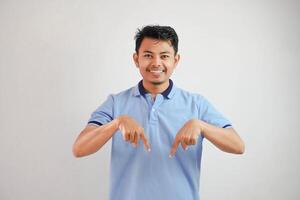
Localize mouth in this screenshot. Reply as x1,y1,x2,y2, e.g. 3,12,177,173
147,68,165,73
148,69,165,77
150,69,163,73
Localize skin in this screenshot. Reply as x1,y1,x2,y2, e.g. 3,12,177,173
72,37,245,158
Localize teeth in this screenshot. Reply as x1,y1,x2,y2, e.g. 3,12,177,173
150,70,163,72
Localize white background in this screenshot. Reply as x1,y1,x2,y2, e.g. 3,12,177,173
1,0,299,199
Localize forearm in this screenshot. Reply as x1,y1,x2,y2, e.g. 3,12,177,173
73,119,119,157
200,120,245,154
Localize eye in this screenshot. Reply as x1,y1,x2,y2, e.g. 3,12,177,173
143,54,152,58
161,55,170,59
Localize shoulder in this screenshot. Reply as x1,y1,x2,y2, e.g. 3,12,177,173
107,86,136,102
174,86,206,103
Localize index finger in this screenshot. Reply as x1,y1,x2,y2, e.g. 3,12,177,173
140,130,151,152
169,136,180,158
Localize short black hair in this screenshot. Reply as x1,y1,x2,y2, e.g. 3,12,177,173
134,25,179,55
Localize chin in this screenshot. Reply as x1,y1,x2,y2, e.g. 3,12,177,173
150,81,165,85
149,78,169,85
142,75,169,85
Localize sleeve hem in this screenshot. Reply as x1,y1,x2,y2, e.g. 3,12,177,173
222,124,232,128
87,121,103,126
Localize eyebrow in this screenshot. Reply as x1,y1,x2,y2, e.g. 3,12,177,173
143,50,171,54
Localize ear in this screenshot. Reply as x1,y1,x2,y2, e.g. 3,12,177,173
133,53,139,68
174,53,180,68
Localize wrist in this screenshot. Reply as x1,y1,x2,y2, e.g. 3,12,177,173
196,119,207,137
112,118,121,131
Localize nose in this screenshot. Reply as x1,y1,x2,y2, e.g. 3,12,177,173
151,56,162,67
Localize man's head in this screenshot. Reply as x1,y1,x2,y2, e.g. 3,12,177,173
133,25,180,87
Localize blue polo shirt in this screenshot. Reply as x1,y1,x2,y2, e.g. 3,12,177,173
87,80,232,200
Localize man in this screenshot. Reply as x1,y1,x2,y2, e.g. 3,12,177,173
73,25,245,200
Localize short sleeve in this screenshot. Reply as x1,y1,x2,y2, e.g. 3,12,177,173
87,95,114,127
199,96,232,129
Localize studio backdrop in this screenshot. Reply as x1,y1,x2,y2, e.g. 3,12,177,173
0,0,299,200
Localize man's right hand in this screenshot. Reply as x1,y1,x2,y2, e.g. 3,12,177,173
116,115,151,152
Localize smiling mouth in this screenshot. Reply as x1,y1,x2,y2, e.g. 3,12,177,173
149,70,164,77
146,68,166,78
150,70,163,73
147,68,166,73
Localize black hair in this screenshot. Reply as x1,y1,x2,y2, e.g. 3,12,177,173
134,25,179,55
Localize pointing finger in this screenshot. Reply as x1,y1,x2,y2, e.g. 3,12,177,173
140,131,151,152
170,137,180,157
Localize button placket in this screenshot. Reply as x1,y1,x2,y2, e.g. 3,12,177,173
149,94,164,123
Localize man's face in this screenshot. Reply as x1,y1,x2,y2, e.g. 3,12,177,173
133,37,180,86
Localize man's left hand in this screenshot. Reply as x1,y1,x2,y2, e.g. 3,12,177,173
169,119,202,157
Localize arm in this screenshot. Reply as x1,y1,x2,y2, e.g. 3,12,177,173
200,120,245,154
72,116,151,158
72,119,119,158
170,119,245,157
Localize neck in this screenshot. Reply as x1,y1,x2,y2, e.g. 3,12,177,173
142,80,169,96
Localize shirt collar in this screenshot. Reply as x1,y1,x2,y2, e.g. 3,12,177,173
135,79,175,99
